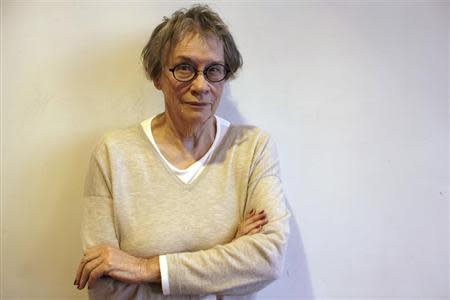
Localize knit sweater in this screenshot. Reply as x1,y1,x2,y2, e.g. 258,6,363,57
81,124,290,300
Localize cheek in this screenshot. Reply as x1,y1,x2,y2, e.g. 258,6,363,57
164,83,186,103
212,84,225,101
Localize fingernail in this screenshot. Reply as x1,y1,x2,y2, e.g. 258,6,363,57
259,210,265,214
249,209,254,215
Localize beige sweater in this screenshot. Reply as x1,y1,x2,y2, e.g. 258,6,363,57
81,124,290,299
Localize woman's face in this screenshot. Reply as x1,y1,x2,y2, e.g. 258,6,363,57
154,33,225,127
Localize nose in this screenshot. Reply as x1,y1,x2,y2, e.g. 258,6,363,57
190,71,210,95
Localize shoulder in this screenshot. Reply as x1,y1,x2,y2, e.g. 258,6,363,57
226,125,274,149
91,125,145,156
101,125,142,144
220,125,279,164
222,125,281,178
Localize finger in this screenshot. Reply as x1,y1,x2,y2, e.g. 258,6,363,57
243,211,266,225
87,263,108,289
248,225,263,235
75,247,102,282
245,211,267,225
243,209,262,220
75,251,101,286
242,217,269,235
247,223,267,235
243,211,266,224
75,261,85,286
252,210,266,219
236,211,267,238
78,257,104,290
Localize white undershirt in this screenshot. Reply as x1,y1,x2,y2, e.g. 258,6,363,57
141,115,230,184
140,115,230,297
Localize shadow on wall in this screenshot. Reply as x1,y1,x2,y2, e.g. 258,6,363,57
217,82,245,125
218,84,314,299
252,202,314,299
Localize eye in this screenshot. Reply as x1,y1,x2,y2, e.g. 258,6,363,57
177,64,193,72
207,65,222,74
175,64,194,73
206,64,226,81
173,64,195,81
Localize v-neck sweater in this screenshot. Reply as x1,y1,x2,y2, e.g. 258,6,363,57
141,115,230,184
81,124,291,300
141,115,230,297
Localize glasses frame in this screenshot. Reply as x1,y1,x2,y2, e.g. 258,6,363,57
168,63,229,83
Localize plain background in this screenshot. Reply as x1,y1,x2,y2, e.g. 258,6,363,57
1,0,448,299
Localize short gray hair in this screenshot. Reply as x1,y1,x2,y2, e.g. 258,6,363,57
141,4,243,81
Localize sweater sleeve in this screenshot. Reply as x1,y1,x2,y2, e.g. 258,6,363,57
80,142,120,251
165,133,291,296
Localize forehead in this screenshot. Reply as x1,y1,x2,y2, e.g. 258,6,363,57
169,33,224,64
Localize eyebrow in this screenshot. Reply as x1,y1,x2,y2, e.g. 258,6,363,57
174,55,225,66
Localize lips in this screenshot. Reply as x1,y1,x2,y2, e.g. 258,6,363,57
183,102,210,107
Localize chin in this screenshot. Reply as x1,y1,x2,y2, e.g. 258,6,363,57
180,111,214,127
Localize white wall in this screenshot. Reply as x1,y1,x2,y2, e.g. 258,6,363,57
1,1,448,299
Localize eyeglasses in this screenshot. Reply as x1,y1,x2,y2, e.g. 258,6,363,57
169,63,229,83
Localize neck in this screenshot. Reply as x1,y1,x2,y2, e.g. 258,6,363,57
153,112,216,155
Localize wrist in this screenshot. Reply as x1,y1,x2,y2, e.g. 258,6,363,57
140,256,161,283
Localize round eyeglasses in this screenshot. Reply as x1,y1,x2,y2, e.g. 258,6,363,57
169,63,229,83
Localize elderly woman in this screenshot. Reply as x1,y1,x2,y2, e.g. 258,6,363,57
74,4,290,299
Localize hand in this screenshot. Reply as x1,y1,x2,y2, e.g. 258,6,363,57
233,209,268,241
74,244,160,289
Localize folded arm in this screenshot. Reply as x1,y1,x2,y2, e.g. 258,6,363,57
166,177,290,296
165,134,290,296
76,133,290,295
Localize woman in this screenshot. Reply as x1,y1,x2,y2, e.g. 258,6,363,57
74,5,290,299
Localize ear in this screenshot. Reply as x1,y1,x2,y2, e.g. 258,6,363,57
153,78,162,90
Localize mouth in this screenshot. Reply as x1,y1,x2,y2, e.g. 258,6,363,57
182,102,211,108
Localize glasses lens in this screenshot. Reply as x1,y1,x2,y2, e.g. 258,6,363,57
174,64,195,81
206,64,226,82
